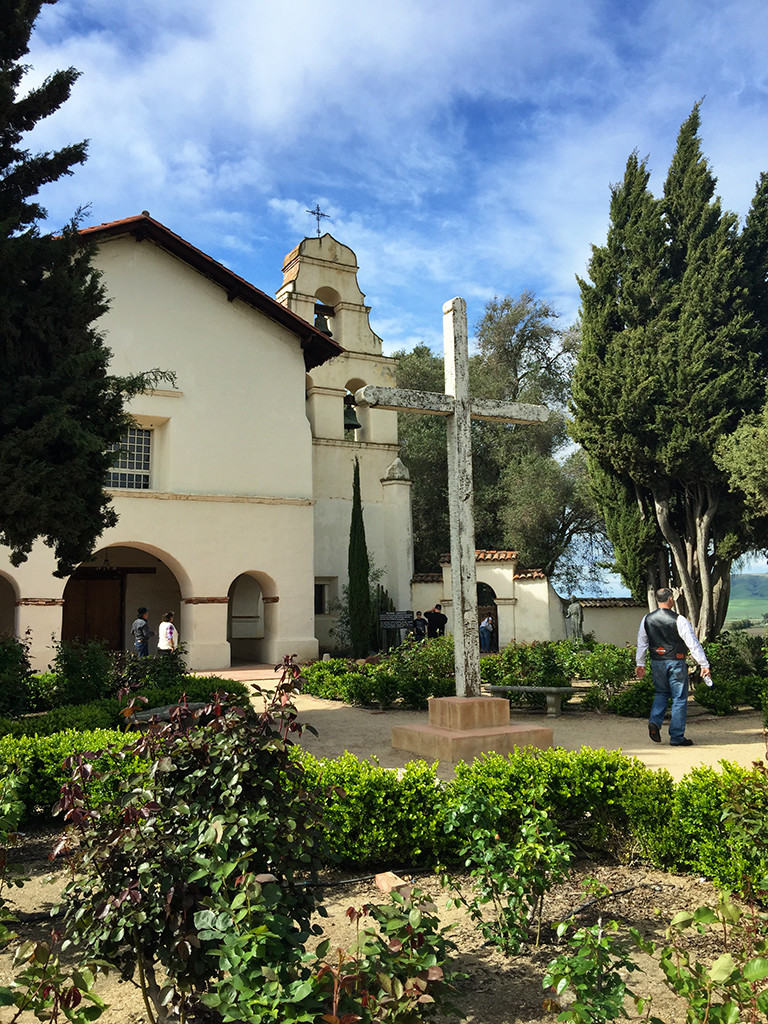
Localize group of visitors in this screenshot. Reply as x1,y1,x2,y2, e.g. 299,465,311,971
410,604,448,641
409,604,495,652
130,607,179,658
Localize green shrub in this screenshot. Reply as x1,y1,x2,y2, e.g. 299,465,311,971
55,688,329,1024
670,763,752,885
345,666,400,707
25,671,64,712
606,677,655,717
302,638,455,709
578,644,636,691
481,641,570,710
137,674,250,709
743,674,768,711
549,638,591,680
302,658,358,700
447,747,676,866
703,631,767,682
378,635,455,709
442,783,572,954
0,729,136,821
115,647,188,690
296,750,447,866
50,638,114,705
0,699,121,737
0,633,32,717
692,676,748,715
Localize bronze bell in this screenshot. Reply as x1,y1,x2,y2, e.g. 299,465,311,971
314,312,333,336
344,393,362,431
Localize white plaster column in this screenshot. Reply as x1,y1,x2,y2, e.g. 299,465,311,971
380,458,414,609
259,596,319,665
17,600,64,670
182,598,231,671
493,597,518,649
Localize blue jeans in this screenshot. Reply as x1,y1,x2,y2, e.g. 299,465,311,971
134,639,149,658
479,626,492,652
649,659,689,744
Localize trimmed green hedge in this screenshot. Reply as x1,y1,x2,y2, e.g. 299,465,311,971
294,745,765,893
0,729,138,817
3,720,766,895
0,676,250,738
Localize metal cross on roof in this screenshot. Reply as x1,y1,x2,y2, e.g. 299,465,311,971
306,203,330,237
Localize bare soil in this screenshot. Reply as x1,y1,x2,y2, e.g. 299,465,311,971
2,826,727,1023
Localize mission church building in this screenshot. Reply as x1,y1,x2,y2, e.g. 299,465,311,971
0,214,413,670
0,215,638,670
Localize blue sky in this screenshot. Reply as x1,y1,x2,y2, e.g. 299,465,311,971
21,0,768,588
24,0,768,361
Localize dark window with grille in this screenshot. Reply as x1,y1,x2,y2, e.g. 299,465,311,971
106,427,151,489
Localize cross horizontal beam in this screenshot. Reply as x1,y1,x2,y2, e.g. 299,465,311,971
354,385,549,425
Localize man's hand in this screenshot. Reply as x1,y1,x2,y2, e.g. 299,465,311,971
701,666,711,678
635,665,645,680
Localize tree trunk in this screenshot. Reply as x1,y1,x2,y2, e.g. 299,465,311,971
651,486,726,640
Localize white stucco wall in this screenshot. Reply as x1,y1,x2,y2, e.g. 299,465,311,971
582,605,644,647
1,230,322,669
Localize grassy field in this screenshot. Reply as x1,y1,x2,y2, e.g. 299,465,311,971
727,574,768,627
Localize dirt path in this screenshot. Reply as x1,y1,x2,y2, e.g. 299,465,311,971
220,664,767,783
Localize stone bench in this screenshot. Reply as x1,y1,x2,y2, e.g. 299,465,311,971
484,685,580,718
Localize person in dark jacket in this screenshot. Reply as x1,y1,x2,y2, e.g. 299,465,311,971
635,587,710,747
424,604,448,638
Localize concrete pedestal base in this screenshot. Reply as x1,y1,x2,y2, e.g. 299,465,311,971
391,696,553,762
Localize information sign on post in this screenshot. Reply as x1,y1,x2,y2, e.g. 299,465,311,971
379,611,415,629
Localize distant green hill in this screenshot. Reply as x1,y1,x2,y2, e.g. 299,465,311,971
727,574,768,627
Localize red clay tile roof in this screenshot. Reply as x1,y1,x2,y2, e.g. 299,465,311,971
411,573,443,583
578,597,644,608
513,569,547,579
438,549,519,564
79,213,343,371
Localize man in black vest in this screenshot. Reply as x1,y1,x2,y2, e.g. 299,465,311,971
635,588,710,746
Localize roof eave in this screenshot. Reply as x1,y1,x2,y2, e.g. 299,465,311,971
79,214,344,371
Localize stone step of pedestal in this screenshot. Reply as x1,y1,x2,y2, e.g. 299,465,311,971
391,721,553,762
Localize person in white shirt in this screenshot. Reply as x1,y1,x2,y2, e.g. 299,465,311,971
157,611,178,654
635,588,710,747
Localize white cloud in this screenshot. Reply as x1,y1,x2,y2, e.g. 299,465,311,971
14,0,768,353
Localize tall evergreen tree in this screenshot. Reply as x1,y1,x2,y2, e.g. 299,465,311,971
0,0,168,574
572,105,768,637
347,459,374,657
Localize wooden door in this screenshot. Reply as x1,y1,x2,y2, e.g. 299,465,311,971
62,572,124,650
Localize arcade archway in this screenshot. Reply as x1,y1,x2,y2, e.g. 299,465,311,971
62,545,184,652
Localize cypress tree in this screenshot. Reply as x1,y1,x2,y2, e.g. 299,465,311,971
0,1,168,574
348,459,374,657
572,105,767,637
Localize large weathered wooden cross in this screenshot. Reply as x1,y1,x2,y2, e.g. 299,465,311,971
355,298,549,698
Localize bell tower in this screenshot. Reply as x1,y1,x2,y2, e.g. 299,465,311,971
276,235,413,650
